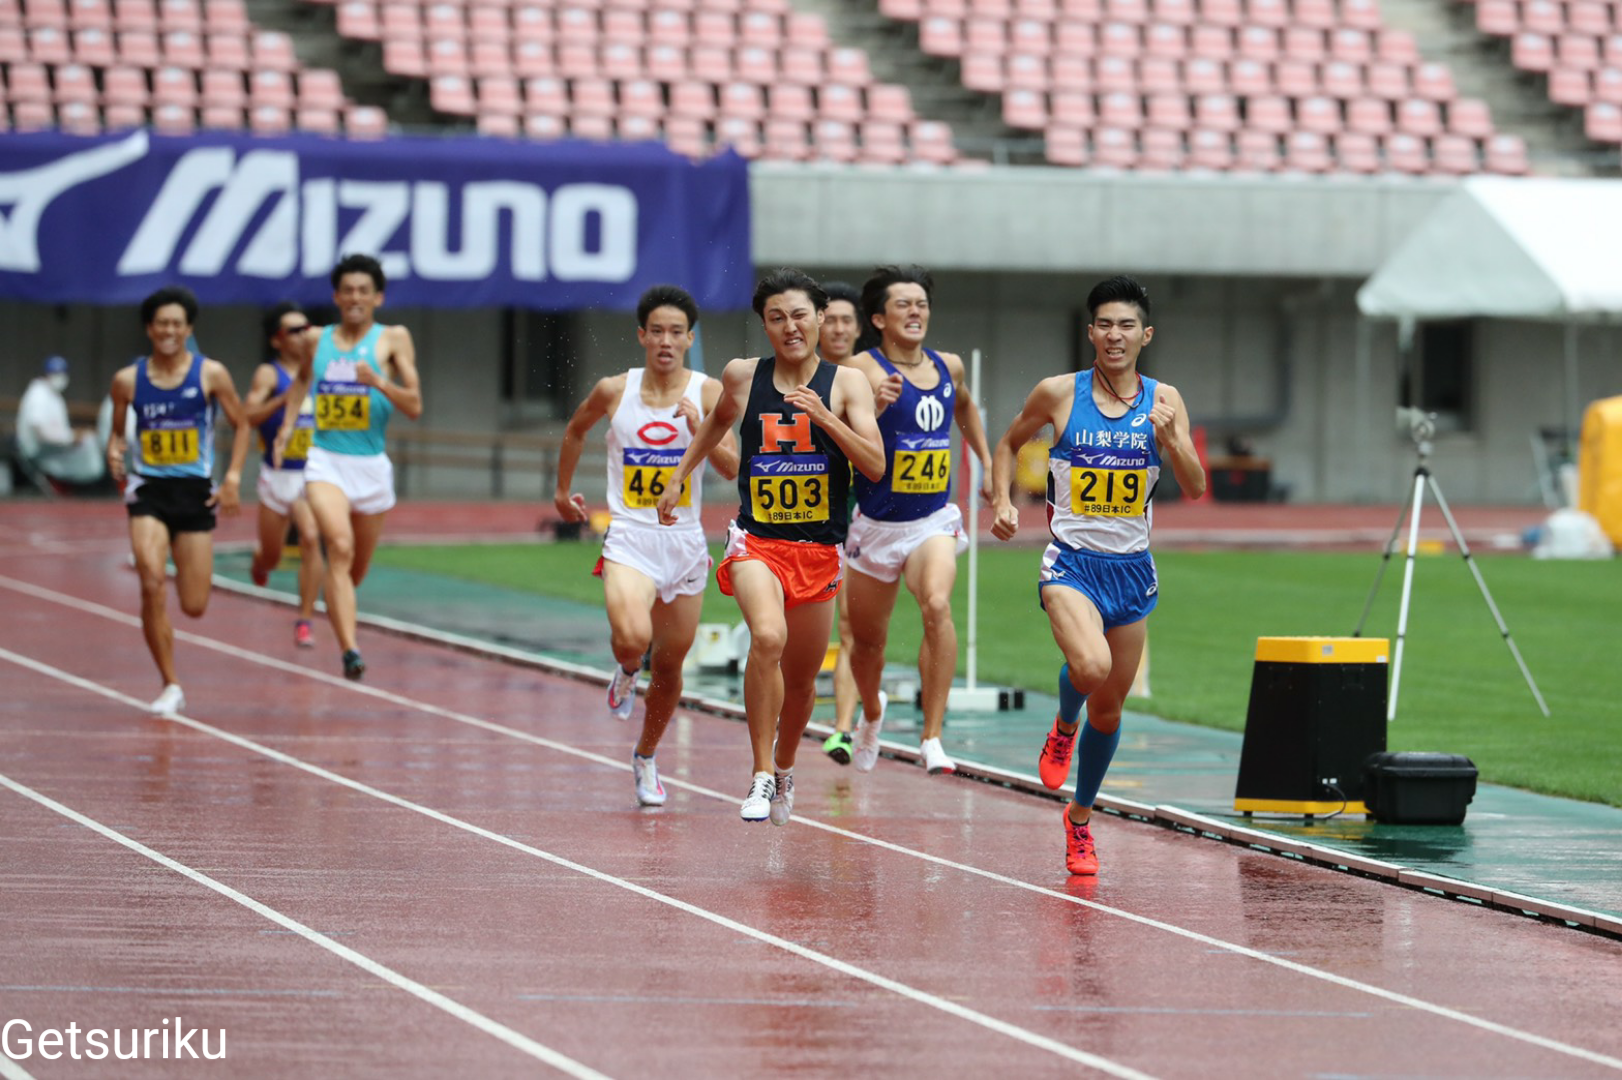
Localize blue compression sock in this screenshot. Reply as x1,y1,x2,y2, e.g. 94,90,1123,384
1057,663,1088,728
1073,722,1122,809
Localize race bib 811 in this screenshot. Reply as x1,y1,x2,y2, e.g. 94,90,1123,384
140,420,200,466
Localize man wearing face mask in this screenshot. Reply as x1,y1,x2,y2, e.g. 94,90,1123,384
16,355,106,488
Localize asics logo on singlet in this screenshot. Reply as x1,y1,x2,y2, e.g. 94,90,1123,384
182,387,199,398
914,396,946,432
1146,582,1158,597
1132,414,1149,427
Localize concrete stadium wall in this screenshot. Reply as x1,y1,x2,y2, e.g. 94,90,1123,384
5,171,1620,506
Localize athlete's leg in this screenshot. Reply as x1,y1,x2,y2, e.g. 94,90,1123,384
290,496,325,621
129,516,178,688
602,560,657,674
1042,584,1112,727
1068,618,1146,823
251,502,288,584
640,590,704,757
844,567,902,723
170,531,214,619
347,511,388,588
306,481,359,652
832,590,857,733
774,596,837,771
728,560,789,775
900,535,962,742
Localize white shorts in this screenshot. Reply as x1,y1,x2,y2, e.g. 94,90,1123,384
844,503,968,584
304,446,396,515
598,523,711,605
256,466,308,517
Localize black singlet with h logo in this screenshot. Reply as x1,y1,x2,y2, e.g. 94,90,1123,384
736,357,851,544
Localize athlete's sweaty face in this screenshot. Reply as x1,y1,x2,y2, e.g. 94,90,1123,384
820,299,859,363
333,272,384,329
761,290,822,364
876,282,929,350
1087,300,1153,376
637,305,693,375
145,303,191,360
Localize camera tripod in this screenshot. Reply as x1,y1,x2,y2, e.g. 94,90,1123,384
1353,417,1550,722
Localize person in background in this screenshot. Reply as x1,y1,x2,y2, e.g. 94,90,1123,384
16,355,105,488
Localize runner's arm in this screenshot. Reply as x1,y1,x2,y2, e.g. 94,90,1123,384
657,358,749,524
553,376,620,522
944,351,994,503
360,326,422,420
241,363,285,427
699,375,740,480
105,366,135,485
991,376,1067,540
274,328,319,465
788,365,884,482
1149,382,1207,500
205,359,252,515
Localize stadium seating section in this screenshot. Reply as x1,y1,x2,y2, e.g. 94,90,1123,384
0,0,1598,174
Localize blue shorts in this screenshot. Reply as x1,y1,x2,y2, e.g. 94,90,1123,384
1038,543,1158,630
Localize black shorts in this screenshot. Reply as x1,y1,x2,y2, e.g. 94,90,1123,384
126,476,216,535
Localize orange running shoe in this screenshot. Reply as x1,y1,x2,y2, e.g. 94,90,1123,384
1037,717,1077,790
1063,811,1098,876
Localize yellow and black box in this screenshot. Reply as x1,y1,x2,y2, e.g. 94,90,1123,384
1234,637,1389,816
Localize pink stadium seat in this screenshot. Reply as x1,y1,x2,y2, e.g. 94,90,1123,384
207,32,249,70
693,10,733,46
1016,0,1059,18
558,7,599,44
1550,68,1593,106
600,42,641,79
476,74,520,114
1193,91,1238,130
1585,100,1622,140
424,4,465,40
1595,67,1622,104
739,11,780,46
1510,32,1554,72
1245,94,1290,133
1011,18,1052,54
1283,129,1331,170
513,41,553,78
812,117,858,162
1094,55,1135,91
59,99,101,133
469,9,511,44
1570,2,1612,35
513,8,554,44
910,118,957,162
476,112,520,137
1346,96,1391,133
525,111,566,139
1199,0,1241,27
1483,131,1528,172
161,28,203,66
1340,0,1381,30
1139,126,1184,168
554,41,595,78
204,0,247,34
1446,96,1493,137
101,64,147,106
1274,58,1315,96
1002,87,1047,127
1297,94,1341,133
1321,60,1363,98
524,75,566,114
250,69,294,110
719,79,764,119
1365,61,1408,100
1236,25,1277,61
150,64,194,106
689,43,732,80
1381,131,1427,172
1378,32,1421,64
51,62,95,104
620,78,663,118
1099,21,1142,55
1473,0,1516,37
1146,90,1189,126
1140,55,1179,90
1521,0,1562,35
1092,125,1138,166
858,119,907,164
1395,97,1440,136
1050,53,1090,90
879,0,923,18
662,114,706,157
1152,0,1194,23
469,40,510,78
158,0,198,32
253,30,296,71
644,43,685,80
572,76,615,116
12,100,56,130
72,26,115,64
1328,28,1370,63
1235,128,1279,169
381,4,421,41
918,16,962,56
1295,0,1335,27
964,16,1005,52
1144,22,1186,57
602,8,643,43
345,104,388,138
382,38,425,77
734,45,776,82
1245,0,1286,26
1334,131,1380,172
69,0,110,29
1106,0,1149,23
781,50,822,85
668,79,715,119
1283,26,1324,61
869,83,914,121
1189,23,1231,58
1228,58,1270,94
616,114,661,142
1187,127,1232,167
1043,124,1086,165
103,100,143,127
113,0,154,31
1056,20,1097,54
199,68,245,109
1431,133,1478,173
1412,62,1456,101
249,103,290,134
6,62,51,102
25,0,68,28
819,82,863,121
571,113,613,140
714,115,762,157
150,101,193,133
30,26,72,62
926,0,966,14
298,106,340,134
762,116,809,159
1558,34,1603,71
1183,57,1225,93
1060,0,1101,19
1050,88,1094,124
1099,89,1142,125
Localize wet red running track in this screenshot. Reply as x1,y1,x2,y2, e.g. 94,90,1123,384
1,507,1619,1079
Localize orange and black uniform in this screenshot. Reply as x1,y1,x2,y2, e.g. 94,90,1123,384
718,358,850,607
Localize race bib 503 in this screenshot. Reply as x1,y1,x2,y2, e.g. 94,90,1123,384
749,453,829,525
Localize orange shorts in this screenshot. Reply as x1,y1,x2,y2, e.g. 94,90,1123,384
716,522,844,610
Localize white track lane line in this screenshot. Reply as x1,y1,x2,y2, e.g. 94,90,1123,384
0,647,1157,1080
0,766,610,1080
4,574,1621,1073
0,1055,38,1080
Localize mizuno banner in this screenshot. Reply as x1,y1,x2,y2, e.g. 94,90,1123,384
0,131,754,311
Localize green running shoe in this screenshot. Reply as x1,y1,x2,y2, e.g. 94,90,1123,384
823,730,853,766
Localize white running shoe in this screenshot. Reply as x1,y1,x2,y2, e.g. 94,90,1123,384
606,665,638,721
921,737,957,775
852,691,887,773
150,683,185,717
769,768,794,826
633,753,666,807
740,772,775,822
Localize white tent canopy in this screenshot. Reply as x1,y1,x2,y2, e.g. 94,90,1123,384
1357,177,1622,321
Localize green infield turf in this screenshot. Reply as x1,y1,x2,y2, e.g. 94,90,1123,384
371,541,1620,806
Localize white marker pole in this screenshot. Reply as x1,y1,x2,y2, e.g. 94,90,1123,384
966,348,982,693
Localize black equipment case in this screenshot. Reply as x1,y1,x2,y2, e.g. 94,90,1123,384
1362,752,1478,825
